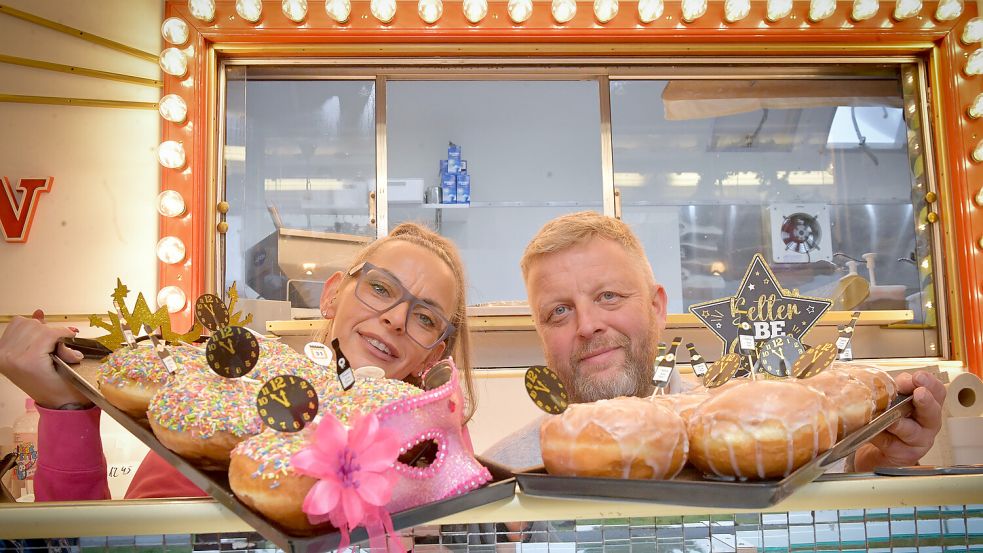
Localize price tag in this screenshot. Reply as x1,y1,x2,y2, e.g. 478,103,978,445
113,299,137,349
652,337,681,389
525,365,568,414
791,342,838,379
704,353,742,388
303,342,334,366
205,326,260,378
331,338,355,391
144,325,178,374
195,293,230,331
687,343,709,377
256,375,319,432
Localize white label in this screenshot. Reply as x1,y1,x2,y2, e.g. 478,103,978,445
653,365,673,385
304,342,334,366
692,362,708,376
338,369,355,389
161,356,178,374
739,335,755,351
836,336,851,350
839,346,853,361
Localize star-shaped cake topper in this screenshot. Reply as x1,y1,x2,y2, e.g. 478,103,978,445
689,254,832,356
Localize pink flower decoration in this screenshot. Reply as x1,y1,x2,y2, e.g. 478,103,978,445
292,412,401,551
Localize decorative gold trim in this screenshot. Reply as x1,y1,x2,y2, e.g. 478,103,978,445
0,4,158,63
267,310,915,334
927,45,963,362
0,54,162,87
0,94,156,109
0,313,92,323
1,474,980,537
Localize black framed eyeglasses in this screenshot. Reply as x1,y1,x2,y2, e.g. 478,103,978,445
347,262,457,350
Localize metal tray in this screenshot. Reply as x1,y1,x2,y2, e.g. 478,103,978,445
516,393,914,509
53,357,516,553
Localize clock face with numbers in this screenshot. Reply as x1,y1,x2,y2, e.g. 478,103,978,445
205,326,260,378
792,342,838,379
256,375,319,432
524,365,568,414
195,293,230,331
703,353,743,388
758,335,806,378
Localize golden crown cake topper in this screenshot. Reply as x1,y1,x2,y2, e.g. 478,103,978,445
90,279,254,351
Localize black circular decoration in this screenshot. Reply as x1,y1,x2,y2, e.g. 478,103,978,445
792,342,838,379
257,375,319,432
524,365,568,414
781,213,822,255
704,353,742,388
205,326,260,378
195,293,230,331
758,335,806,377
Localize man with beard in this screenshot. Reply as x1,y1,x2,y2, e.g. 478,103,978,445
482,211,945,474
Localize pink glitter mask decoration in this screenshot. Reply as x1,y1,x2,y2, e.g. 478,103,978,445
375,357,492,512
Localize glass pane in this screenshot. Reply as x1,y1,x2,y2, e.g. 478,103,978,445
223,67,376,312
610,71,938,358
387,80,603,305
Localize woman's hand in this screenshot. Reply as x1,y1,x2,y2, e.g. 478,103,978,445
854,370,946,471
0,311,91,409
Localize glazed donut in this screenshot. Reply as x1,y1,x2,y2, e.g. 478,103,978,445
652,390,710,424
540,396,688,480
98,344,207,418
687,380,838,480
229,378,422,533
832,363,897,413
149,371,264,470
799,370,876,439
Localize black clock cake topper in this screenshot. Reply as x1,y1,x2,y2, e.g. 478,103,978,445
689,253,832,356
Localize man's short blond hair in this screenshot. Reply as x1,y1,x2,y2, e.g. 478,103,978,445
521,211,654,282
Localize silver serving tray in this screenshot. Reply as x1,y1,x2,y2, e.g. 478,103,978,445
516,393,914,508
53,357,516,553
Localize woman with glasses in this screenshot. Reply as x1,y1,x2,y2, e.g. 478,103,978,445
0,222,476,501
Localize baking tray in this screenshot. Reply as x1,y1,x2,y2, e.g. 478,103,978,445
516,393,914,509
52,357,517,553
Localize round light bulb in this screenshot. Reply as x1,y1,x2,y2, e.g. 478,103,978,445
724,0,750,22
325,0,352,22
159,48,189,78
809,0,836,21
552,0,577,23
935,0,962,20
188,0,216,22
371,0,397,22
893,0,921,19
964,18,983,44
766,0,792,20
236,0,263,21
157,141,187,169
418,0,443,23
508,0,533,23
973,141,983,162
158,94,188,124
967,49,983,76
282,0,308,21
594,0,618,22
463,0,488,22
851,0,879,20
156,236,187,265
681,0,707,22
638,0,664,22
157,286,188,314
156,190,187,218
975,188,983,206
968,93,983,119
161,18,190,45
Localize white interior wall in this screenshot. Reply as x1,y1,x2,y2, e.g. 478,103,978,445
0,0,163,498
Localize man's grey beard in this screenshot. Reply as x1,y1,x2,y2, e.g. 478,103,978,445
552,332,657,404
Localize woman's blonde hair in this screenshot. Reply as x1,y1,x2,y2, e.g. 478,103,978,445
314,222,476,421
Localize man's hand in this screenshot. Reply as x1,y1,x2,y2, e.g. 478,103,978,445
0,311,91,409
854,370,946,471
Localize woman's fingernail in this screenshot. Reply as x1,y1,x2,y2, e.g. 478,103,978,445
68,326,79,333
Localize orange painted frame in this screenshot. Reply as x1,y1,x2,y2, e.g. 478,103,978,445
161,0,983,375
